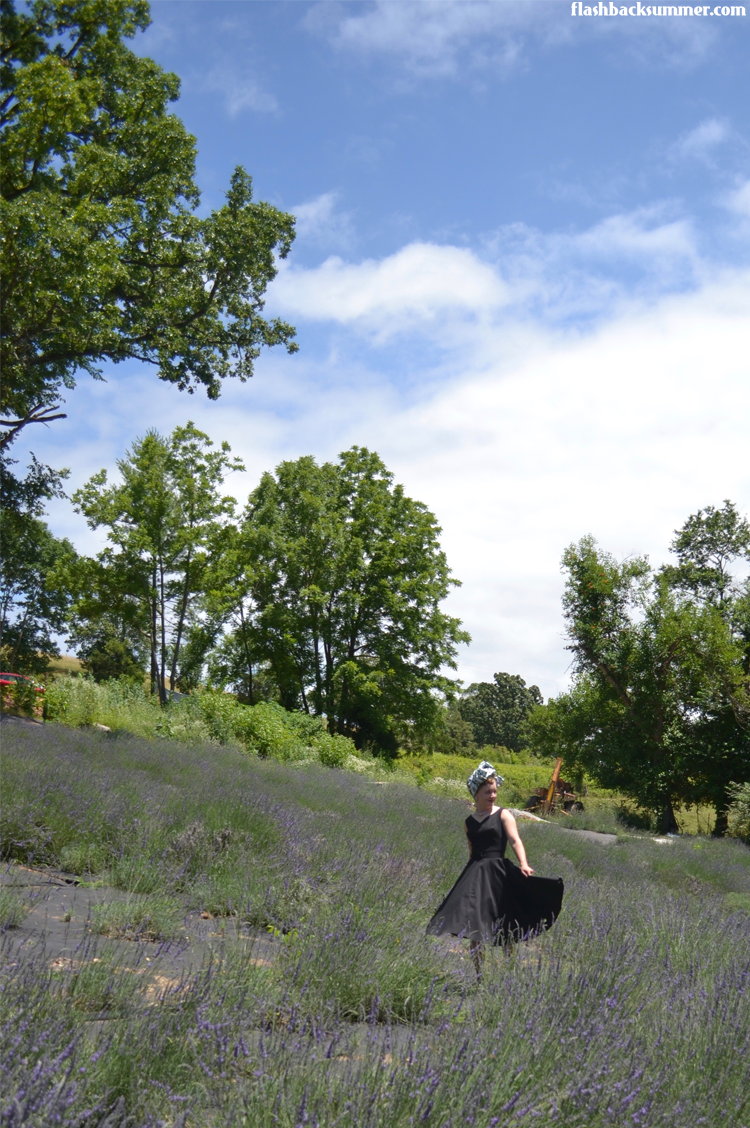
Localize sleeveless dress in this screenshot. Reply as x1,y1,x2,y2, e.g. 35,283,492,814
426,809,564,946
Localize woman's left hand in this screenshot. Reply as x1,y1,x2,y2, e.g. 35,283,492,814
520,863,534,877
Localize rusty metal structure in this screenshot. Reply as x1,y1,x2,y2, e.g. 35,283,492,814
524,757,584,816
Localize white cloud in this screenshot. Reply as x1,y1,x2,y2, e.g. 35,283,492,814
274,242,510,331
292,192,356,251
40,264,750,697
274,206,700,336
202,67,278,116
381,272,750,691
669,118,730,164
306,0,720,78
26,194,750,697
724,179,750,218
307,0,537,77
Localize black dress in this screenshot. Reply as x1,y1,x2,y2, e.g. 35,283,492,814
426,809,564,946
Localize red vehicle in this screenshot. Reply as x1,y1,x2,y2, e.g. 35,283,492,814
0,673,45,721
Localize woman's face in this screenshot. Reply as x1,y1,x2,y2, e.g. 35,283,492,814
475,777,498,808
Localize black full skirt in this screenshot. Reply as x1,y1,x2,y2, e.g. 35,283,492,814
426,856,564,946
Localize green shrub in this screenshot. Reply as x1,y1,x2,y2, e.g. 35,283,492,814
728,782,750,843
232,700,309,760
313,730,352,769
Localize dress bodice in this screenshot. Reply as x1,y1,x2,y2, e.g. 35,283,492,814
465,809,507,860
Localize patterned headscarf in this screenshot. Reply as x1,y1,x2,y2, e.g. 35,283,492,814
466,760,504,798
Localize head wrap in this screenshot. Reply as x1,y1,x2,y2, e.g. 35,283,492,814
466,760,504,798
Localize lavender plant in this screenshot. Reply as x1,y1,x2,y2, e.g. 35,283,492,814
1,722,749,1127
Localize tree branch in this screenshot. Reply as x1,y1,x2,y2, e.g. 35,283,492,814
0,405,68,450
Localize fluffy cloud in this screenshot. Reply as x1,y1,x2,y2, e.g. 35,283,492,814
30,193,750,697
725,179,750,218
291,192,356,251
669,117,730,164
306,0,720,77
273,205,700,337
273,242,510,330
202,67,278,115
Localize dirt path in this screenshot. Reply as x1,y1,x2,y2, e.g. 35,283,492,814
1,862,277,986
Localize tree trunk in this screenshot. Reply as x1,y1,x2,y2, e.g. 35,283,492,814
170,550,191,692
158,559,167,706
238,603,253,705
8,603,32,668
712,800,729,838
657,799,679,835
150,570,159,698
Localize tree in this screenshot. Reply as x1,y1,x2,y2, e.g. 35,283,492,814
660,502,750,834
0,452,75,674
0,515,77,674
459,672,543,752
526,532,748,834
73,422,243,703
239,448,469,752
1,0,297,453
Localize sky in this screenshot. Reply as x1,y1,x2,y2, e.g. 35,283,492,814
22,0,750,697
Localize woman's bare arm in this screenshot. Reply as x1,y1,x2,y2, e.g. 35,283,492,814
501,810,534,876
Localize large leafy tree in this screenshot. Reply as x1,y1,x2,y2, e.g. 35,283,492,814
526,526,749,834
238,448,469,752
0,453,75,674
0,0,297,452
660,502,750,833
73,422,243,703
0,515,77,675
459,672,543,752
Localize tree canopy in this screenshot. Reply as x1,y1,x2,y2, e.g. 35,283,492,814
526,508,750,834
0,0,297,451
72,422,243,703
459,672,543,752
238,448,469,752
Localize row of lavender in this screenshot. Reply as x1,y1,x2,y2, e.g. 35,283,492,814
3,723,750,1126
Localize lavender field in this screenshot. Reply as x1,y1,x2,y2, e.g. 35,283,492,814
2,722,750,1128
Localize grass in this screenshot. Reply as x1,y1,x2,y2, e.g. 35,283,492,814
2,722,750,1127
44,653,84,677
0,886,29,930
91,894,184,941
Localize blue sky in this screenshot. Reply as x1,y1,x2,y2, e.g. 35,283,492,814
25,0,750,695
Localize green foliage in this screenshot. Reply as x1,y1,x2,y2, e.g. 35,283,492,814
230,700,309,761
459,672,543,751
314,730,353,768
728,782,750,843
60,951,136,1016
78,633,145,683
0,511,77,674
72,423,244,703
239,447,469,752
41,674,359,768
526,515,750,834
1,0,297,450
1,675,44,718
427,702,477,755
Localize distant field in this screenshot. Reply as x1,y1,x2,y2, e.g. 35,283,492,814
2,722,749,1127
44,654,83,677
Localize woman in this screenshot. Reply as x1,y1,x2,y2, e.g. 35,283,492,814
427,761,564,972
